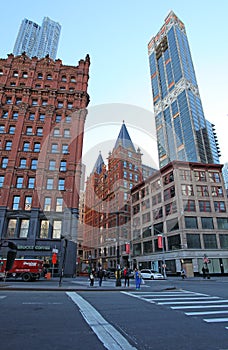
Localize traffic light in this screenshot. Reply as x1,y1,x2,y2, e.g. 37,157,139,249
5,250,17,271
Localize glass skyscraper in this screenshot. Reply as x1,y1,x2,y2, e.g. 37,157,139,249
13,17,61,60
148,11,220,168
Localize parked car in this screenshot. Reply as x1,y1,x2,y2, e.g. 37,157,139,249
140,269,164,280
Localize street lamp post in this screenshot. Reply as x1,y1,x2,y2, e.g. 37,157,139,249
151,226,167,279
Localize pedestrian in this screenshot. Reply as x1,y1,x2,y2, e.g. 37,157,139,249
123,267,130,287
97,267,104,287
89,268,95,286
202,265,210,279
180,268,187,279
134,268,141,290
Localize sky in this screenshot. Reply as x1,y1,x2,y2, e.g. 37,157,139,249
1,0,227,175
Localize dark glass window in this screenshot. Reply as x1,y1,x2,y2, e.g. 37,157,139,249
199,200,211,212
183,200,195,211
168,234,181,250
185,216,198,229
167,218,179,232
187,234,201,249
219,235,228,249
217,218,228,230
143,240,153,254
203,234,217,249
201,217,214,229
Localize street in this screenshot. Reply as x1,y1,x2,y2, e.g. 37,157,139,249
0,277,228,349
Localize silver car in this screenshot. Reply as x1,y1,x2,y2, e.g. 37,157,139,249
140,269,164,280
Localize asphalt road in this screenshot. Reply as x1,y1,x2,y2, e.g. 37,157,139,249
0,278,228,350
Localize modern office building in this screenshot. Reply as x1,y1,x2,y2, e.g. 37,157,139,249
83,123,143,270
148,11,219,168
131,161,228,275
0,52,90,275
13,17,61,60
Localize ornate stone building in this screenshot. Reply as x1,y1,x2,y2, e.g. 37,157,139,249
0,52,90,275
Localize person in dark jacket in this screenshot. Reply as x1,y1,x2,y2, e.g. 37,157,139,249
97,267,104,287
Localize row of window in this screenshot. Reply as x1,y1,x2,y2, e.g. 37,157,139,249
0,69,77,83
5,218,62,239
12,193,65,210
2,97,74,109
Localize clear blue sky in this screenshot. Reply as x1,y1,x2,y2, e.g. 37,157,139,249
1,0,227,169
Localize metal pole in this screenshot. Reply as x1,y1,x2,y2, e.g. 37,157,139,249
59,238,67,287
116,212,121,286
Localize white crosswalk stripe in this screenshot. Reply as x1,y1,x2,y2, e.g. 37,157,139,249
122,290,228,331
0,296,6,300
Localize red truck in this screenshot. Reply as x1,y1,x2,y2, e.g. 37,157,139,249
0,259,44,282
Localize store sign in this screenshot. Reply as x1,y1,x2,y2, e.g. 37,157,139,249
17,245,51,251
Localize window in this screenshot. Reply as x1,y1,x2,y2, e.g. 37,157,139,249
167,218,179,232
65,115,71,123
67,103,73,109
10,82,16,86
28,177,35,189
26,127,33,135
6,219,17,238
61,75,67,82
6,97,12,104
16,98,22,105
44,197,51,211
37,127,43,136
31,159,37,170
23,142,30,152
209,172,220,183
197,185,209,197
13,196,20,210
70,76,76,82
220,235,228,249
0,125,4,133
123,171,127,178
64,129,70,138
185,216,198,229
25,196,32,210
214,201,226,213
16,177,24,188
0,69,3,76
47,178,54,190
201,217,214,229
47,74,52,80
164,185,175,200
199,200,211,212
51,144,58,153
153,207,163,220
19,158,26,168
29,113,35,121
58,178,65,190
142,212,151,224
19,220,29,238
168,234,181,250
53,128,60,137
42,100,47,106
181,184,194,196
13,71,18,77
143,240,153,254
217,218,228,230
60,160,66,171
141,199,150,210
57,101,63,108
2,111,8,118
49,160,56,170
32,99,38,106
56,198,63,211
55,115,61,123
187,233,201,248
163,171,174,185
39,114,45,122
211,186,223,197
183,200,196,212
22,72,28,78
165,201,177,215
37,73,43,79
0,175,4,187
33,143,40,152
133,204,140,215
9,126,15,134
40,220,49,238
2,157,8,168
52,220,62,238
194,171,206,181
5,141,12,150
13,112,18,120
62,144,68,154
203,234,217,249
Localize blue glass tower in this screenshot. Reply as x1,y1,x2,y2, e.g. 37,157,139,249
148,11,219,168
13,17,61,60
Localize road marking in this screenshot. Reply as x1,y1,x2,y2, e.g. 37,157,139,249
172,304,228,310
22,302,62,305
186,310,228,316
158,300,228,305
67,292,137,350
145,296,219,301
204,318,228,323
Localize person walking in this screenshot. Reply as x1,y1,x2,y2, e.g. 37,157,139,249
123,267,130,287
89,268,95,286
134,268,141,290
97,267,104,287
180,268,187,279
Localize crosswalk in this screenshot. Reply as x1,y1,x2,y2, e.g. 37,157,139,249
122,290,228,331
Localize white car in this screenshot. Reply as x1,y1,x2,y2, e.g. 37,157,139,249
140,269,164,280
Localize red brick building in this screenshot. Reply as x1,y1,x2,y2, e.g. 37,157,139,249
0,52,90,275
83,123,143,270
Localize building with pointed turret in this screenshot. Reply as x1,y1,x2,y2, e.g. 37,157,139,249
83,122,144,270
